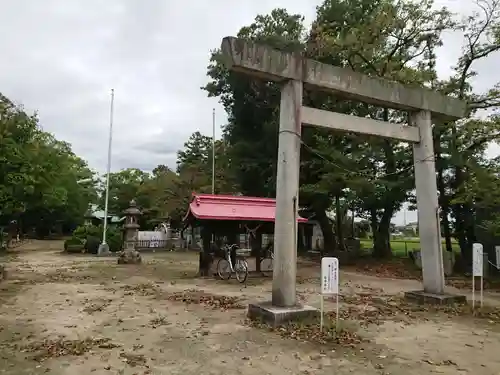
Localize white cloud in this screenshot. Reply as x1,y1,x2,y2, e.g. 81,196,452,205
0,0,321,173
0,0,498,225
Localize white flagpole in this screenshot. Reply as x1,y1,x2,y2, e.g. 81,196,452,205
212,108,215,194
99,89,114,255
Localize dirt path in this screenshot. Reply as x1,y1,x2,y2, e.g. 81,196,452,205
0,241,499,374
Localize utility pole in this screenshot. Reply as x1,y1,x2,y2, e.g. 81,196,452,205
98,89,114,255
212,108,215,194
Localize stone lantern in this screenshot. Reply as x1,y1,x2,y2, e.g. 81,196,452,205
117,199,142,264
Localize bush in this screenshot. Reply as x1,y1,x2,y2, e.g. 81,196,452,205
71,224,123,254
85,236,101,254
73,225,100,240
64,237,84,253
107,231,122,252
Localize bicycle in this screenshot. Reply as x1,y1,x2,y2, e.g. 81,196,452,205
260,243,274,277
217,244,248,283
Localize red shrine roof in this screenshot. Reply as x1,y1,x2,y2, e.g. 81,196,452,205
183,193,308,223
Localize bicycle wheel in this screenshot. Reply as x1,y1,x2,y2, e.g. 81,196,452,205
260,257,273,277
234,260,248,283
217,258,231,280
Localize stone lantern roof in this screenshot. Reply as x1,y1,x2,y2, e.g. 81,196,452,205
123,199,142,216
123,199,141,231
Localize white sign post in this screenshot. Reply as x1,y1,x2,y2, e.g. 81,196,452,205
472,243,484,309
320,257,339,332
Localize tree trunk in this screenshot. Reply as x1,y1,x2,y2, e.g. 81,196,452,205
297,225,307,254
453,165,473,266
454,201,477,264
315,209,335,254
449,118,475,266
437,176,454,253
435,133,453,253
464,203,477,258
351,208,355,238
371,136,396,259
371,208,393,259
372,230,389,258
303,224,313,251
453,204,470,265
335,194,345,251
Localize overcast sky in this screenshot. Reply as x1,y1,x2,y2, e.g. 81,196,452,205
0,0,498,225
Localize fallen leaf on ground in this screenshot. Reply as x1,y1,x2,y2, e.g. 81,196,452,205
149,316,169,328
119,352,147,367
19,337,114,362
248,318,363,347
165,289,245,310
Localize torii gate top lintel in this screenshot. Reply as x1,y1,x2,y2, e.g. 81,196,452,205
221,36,466,120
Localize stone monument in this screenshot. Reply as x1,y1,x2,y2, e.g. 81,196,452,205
117,199,142,264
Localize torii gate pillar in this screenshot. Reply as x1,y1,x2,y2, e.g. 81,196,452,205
272,80,302,307
411,110,445,294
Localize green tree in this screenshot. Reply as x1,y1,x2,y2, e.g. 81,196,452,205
433,0,500,263
177,131,239,194
99,168,151,215
203,1,454,256
0,94,40,220
202,0,500,261
306,0,454,257
0,92,97,237
204,9,306,198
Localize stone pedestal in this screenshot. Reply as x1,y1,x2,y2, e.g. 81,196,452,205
404,290,466,305
98,243,111,257
247,301,318,327
117,249,141,264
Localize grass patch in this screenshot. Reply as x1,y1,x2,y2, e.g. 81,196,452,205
359,238,460,257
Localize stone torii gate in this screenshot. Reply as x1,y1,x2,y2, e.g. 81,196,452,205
220,37,467,324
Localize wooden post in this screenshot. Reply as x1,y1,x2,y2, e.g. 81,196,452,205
199,225,212,276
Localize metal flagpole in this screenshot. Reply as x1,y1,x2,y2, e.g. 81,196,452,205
99,89,115,255
212,108,215,194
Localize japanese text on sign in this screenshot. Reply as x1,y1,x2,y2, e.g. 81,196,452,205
472,243,483,277
321,257,339,295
